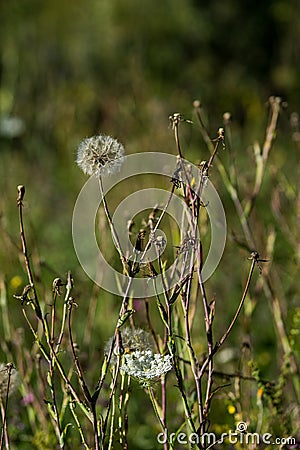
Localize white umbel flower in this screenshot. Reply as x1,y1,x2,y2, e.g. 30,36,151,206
120,350,172,385
76,134,125,177
105,327,154,365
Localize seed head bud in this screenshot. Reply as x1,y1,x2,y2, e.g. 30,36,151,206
17,185,25,204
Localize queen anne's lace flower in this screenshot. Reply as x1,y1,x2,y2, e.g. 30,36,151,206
105,328,154,365
76,134,125,177
120,350,172,385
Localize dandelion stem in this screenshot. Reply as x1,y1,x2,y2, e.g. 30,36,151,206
98,177,129,277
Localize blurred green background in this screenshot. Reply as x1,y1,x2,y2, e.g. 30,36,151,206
1,0,299,372
1,0,299,275
0,1,299,302
0,0,299,447
1,0,300,363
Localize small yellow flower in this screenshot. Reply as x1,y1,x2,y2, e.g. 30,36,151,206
257,387,264,399
227,405,236,415
10,276,23,290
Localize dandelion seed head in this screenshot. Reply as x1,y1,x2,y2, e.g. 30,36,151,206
0,363,20,397
76,134,125,177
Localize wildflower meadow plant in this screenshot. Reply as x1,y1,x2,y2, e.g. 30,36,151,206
120,350,172,386
2,97,299,449
104,327,154,364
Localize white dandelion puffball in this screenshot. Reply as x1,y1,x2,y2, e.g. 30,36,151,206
76,134,125,177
